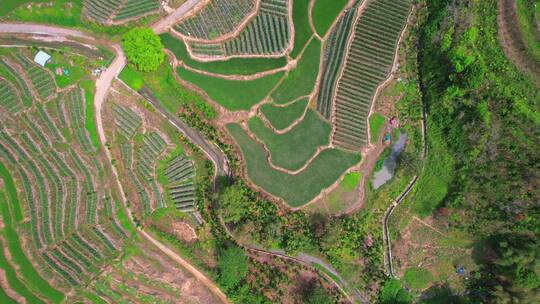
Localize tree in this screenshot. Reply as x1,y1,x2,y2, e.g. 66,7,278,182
217,245,248,291
122,27,165,72
220,183,250,224
379,279,412,304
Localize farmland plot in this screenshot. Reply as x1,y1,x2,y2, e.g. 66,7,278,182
248,110,331,171
260,97,309,130
184,0,292,59
227,124,360,207
331,0,413,150
174,0,257,41
317,7,356,119
105,81,200,218
83,0,160,24
0,56,130,290
113,105,168,214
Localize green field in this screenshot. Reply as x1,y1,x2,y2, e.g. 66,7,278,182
119,66,145,91
271,39,321,104
227,124,360,206
0,195,43,304
161,33,287,75
260,97,309,130
340,172,361,191
7,0,83,27
311,0,350,37
291,0,314,58
403,268,434,290
177,66,284,111
516,0,540,62
80,79,100,150
248,110,331,171
0,162,64,303
0,0,30,17
121,63,216,118
369,112,386,143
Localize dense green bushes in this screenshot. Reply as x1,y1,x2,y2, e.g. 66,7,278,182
416,0,540,301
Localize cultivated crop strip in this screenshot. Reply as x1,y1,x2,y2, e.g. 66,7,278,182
184,0,291,58
0,58,129,287
175,0,257,41
331,0,413,150
83,0,160,24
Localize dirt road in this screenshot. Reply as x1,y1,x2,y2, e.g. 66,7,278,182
138,229,230,303
0,23,93,40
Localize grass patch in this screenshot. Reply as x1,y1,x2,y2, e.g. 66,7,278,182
369,112,386,143
7,0,83,27
373,148,391,172
340,172,361,191
311,0,349,37
160,33,287,75
248,110,331,171
409,125,454,217
516,0,540,62
0,0,36,17
114,200,136,236
45,51,87,88
227,123,360,206
126,63,216,118
260,97,309,130
0,162,64,303
177,66,284,111
119,66,144,91
403,267,434,290
291,0,313,58
271,39,321,104
80,79,100,150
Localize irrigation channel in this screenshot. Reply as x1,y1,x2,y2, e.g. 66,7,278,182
0,21,364,303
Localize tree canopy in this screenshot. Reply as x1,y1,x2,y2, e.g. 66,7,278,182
217,246,248,291
122,27,165,72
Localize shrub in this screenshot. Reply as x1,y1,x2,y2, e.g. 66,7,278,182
217,246,248,291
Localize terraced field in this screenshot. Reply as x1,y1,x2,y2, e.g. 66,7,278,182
113,105,168,214
248,110,331,171
105,82,200,218
317,7,356,118
174,0,257,41
184,0,292,59
162,0,410,209
12,53,56,101
83,0,160,23
260,97,309,130
227,124,360,207
0,51,130,290
331,0,413,150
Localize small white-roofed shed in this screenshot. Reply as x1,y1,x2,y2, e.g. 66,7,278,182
33,51,51,67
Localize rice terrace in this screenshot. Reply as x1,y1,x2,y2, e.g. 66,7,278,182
0,0,538,303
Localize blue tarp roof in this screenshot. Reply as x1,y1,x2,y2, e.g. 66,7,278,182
33,51,51,67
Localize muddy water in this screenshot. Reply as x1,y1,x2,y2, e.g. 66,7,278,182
372,133,407,189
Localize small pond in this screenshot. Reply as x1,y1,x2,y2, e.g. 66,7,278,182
372,133,407,189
